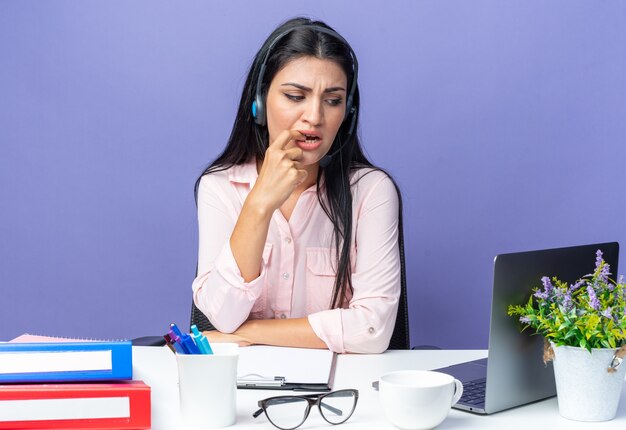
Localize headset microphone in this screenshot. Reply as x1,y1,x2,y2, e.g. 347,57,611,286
319,154,333,168
318,108,357,168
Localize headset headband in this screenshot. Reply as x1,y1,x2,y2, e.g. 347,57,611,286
252,24,359,128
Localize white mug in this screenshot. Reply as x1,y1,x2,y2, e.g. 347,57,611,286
379,370,463,430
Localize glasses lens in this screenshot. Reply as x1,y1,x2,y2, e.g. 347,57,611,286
264,396,310,430
319,390,358,424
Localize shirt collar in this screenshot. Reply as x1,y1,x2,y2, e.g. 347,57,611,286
228,158,258,186
227,158,324,193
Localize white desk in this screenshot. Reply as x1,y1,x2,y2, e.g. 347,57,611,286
133,346,626,429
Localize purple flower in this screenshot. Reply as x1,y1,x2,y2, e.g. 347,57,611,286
600,264,611,284
587,284,601,310
601,307,613,319
534,277,554,301
570,279,585,292
541,277,554,295
519,316,531,324
562,288,573,311
596,249,604,269
595,249,611,283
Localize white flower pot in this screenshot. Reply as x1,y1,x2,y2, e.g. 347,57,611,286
552,343,626,421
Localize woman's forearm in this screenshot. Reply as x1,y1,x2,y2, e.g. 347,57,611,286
237,318,327,348
206,318,327,349
230,198,272,282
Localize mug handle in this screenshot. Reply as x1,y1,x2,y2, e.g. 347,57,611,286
451,379,464,406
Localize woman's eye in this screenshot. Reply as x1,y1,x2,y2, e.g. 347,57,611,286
285,94,304,101
326,98,343,106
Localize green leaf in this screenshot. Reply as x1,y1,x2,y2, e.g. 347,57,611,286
563,329,577,340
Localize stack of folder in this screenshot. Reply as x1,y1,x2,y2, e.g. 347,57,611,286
0,335,150,429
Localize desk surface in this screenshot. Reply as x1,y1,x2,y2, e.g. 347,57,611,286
133,346,626,429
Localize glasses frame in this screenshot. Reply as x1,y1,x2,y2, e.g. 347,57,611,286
252,389,359,430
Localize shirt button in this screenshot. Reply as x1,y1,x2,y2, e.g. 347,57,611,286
280,314,287,319
282,272,290,280
285,237,292,244
368,327,375,334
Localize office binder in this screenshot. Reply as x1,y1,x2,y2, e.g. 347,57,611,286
0,380,150,429
237,346,336,391
0,341,133,383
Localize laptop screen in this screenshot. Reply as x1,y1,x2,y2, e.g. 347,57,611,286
436,242,619,415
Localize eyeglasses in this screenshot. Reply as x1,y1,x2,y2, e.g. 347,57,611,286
252,389,359,430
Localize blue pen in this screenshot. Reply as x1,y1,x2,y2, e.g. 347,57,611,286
191,324,214,355
168,330,189,354
171,323,201,355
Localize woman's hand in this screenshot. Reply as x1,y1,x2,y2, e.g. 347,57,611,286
229,129,307,282
203,330,253,347
248,129,308,213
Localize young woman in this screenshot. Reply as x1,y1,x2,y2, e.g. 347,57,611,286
192,17,402,353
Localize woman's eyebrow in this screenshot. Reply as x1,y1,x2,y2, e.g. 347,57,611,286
281,82,346,93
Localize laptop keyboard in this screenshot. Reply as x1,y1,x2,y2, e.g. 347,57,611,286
460,378,486,406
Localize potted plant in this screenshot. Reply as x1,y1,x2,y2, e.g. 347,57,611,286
508,250,626,421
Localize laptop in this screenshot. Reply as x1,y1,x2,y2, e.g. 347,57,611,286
434,242,619,414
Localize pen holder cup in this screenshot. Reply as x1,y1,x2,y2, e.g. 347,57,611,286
176,343,239,429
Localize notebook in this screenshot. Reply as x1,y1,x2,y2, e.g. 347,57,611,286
434,242,619,414
237,345,336,391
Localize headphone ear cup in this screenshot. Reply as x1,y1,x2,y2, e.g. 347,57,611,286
253,95,266,126
251,100,258,119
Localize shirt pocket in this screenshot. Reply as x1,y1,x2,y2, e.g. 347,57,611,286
305,247,337,314
250,243,273,318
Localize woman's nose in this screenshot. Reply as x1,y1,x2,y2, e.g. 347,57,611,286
301,99,323,126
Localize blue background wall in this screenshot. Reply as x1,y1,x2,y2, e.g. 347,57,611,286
1,1,625,348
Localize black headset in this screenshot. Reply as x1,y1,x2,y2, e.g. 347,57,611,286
251,24,359,138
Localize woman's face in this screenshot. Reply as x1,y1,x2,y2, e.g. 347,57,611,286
265,56,348,166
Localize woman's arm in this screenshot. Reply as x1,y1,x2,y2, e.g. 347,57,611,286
204,318,327,349
231,129,306,282
193,129,310,332
203,171,401,354
308,171,401,354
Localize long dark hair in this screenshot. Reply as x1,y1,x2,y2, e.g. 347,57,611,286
195,17,398,309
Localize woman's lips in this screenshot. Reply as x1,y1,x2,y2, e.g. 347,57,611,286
295,131,323,151
295,139,323,151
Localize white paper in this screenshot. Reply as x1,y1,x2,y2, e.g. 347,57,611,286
0,350,112,373
0,396,130,421
237,346,334,384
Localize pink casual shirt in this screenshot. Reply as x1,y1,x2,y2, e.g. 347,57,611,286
192,159,400,353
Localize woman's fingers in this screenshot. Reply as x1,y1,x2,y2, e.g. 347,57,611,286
252,128,310,211
270,129,303,150
265,131,303,164
294,167,308,186
276,159,307,186
284,147,303,161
